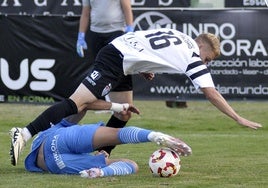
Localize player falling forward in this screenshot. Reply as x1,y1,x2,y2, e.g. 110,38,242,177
10,28,262,166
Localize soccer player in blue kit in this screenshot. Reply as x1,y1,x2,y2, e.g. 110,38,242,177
11,28,262,166
24,117,191,178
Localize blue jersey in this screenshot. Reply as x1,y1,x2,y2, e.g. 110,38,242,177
25,119,106,174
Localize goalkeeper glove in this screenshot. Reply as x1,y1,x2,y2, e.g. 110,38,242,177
125,25,134,33
76,32,88,57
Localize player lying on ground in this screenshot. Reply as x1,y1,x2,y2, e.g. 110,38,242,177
10,28,262,166
24,117,192,178
10,101,138,166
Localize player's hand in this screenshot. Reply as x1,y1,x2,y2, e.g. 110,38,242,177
95,150,109,158
237,117,262,130
125,25,134,33
140,72,155,80
110,103,140,115
126,104,140,115
76,32,88,57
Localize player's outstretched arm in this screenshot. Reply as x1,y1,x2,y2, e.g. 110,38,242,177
235,116,262,130
84,99,140,115
201,87,262,130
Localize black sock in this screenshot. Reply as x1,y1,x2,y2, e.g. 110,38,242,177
26,98,77,136
106,115,128,128
98,115,128,154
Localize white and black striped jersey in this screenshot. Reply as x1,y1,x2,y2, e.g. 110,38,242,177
111,28,215,89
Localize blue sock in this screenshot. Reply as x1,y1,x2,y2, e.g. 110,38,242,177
102,161,135,176
118,126,151,144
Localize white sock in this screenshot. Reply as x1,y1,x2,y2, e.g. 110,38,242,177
147,131,158,142
21,128,32,142
148,131,167,142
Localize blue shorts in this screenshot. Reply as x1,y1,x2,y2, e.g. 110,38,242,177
43,124,106,174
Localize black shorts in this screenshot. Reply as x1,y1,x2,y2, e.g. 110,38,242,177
88,30,124,60
82,44,132,99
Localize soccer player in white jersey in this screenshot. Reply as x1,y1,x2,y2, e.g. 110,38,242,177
10,28,262,166
76,1,134,152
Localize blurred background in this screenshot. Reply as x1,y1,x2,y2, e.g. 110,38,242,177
0,0,267,104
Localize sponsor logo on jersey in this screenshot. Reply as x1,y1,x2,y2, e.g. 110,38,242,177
179,34,194,49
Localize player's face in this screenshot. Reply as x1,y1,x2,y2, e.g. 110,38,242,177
199,43,215,65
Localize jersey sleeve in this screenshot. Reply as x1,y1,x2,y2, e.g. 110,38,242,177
185,59,215,89
190,72,215,89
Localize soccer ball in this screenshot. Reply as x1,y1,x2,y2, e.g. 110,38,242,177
149,148,181,177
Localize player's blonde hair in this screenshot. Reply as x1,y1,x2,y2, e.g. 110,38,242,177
195,33,221,58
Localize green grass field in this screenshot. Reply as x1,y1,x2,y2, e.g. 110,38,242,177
0,101,267,188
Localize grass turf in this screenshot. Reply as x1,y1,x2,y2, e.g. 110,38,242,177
0,101,267,188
